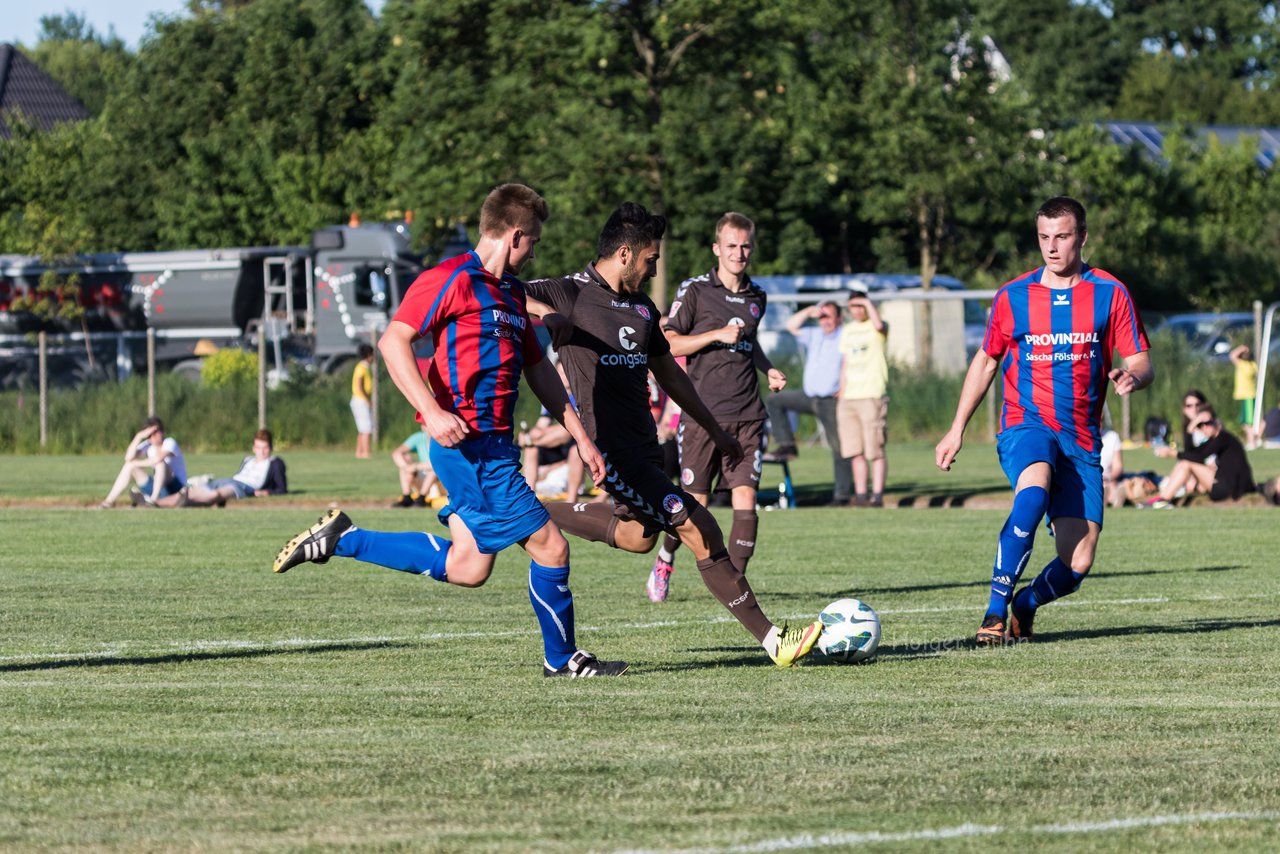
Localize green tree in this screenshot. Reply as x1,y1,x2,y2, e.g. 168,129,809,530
28,13,134,116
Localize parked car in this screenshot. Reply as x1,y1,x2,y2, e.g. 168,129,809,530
1150,312,1254,362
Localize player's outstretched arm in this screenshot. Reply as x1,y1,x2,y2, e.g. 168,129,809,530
935,350,999,471
651,352,743,465
1108,351,1153,396
525,357,605,484
379,320,470,447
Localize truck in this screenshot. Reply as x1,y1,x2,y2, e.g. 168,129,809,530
0,220,452,388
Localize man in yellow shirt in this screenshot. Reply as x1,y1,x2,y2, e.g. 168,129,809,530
1230,344,1259,449
837,287,889,507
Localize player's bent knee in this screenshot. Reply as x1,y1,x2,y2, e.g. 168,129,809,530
525,527,570,567
612,523,656,554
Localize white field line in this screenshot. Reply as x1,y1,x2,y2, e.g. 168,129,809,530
604,810,1280,854
0,591,1275,666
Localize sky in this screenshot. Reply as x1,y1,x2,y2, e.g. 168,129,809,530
2,1,384,50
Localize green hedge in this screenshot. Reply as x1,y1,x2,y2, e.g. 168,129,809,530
1,335,1275,454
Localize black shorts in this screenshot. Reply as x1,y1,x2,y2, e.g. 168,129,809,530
536,442,573,467
601,445,695,537
676,418,764,493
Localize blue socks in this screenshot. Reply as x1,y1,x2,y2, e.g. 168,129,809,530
987,486,1048,617
334,529,451,581
1016,557,1085,612
528,561,576,670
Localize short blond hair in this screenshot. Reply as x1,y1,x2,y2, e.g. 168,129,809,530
715,211,755,239
479,183,549,237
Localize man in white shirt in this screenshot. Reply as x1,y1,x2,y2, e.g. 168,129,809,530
763,300,852,505
100,417,187,508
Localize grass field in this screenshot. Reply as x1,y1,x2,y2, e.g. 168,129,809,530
2,444,1279,851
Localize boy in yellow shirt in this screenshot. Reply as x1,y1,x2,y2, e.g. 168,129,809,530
1230,344,1259,449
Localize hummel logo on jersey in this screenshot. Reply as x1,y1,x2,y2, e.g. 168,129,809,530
724,295,745,304
303,538,327,560
572,503,590,512
618,326,637,351
1013,525,1030,538
1053,292,1070,306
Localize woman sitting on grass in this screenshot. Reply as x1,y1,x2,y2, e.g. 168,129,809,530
1143,405,1254,508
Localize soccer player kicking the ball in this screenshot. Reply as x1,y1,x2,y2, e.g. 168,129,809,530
935,196,1152,646
645,212,786,602
272,183,626,678
525,202,821,667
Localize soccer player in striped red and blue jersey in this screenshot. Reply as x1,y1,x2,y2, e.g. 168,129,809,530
272,184,627,678
935,196,1153,646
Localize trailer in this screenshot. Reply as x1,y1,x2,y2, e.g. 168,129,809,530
0,221,435,387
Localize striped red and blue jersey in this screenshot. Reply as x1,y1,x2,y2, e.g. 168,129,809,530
984,265,1148,452
392,251,544,434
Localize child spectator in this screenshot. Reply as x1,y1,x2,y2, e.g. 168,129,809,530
1230,345,1260,449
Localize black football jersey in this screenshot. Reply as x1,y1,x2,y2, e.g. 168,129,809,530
526,264,670,453
666,270,768,421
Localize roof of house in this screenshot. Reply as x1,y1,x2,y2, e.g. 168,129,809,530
0,44,92,139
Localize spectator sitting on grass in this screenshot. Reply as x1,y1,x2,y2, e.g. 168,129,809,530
100,417,187,508
157,429,287,507
391,427,440,507
1143,405,1255,508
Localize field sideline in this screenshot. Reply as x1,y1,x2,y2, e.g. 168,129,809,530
2,444,1279,850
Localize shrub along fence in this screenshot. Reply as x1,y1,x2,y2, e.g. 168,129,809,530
0,332,1274,454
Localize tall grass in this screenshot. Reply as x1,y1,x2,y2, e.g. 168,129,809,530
2,333,1275,453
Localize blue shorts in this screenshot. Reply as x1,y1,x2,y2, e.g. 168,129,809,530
141,475,184,499
209,478,255,499
430,433,550,554
996,424,1104,527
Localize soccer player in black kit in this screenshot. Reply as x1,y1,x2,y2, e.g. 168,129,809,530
648,211,785,602
526,202,821,667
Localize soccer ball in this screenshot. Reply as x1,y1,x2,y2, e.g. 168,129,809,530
816,598,881,663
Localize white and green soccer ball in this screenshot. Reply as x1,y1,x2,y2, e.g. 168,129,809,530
816,598,881,663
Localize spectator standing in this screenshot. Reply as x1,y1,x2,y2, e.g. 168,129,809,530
837,287,889,507
1230,345,1260,448
350,343,375,459
100,417,187,508
763,300,852,505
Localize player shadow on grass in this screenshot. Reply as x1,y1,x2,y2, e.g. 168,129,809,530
0,639,413,673
759,563,1250,602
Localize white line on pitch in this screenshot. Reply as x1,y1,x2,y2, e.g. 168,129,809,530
603,810,1280,854
0,591,1272,665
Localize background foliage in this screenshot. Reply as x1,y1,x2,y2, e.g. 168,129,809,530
4,0,1280,311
